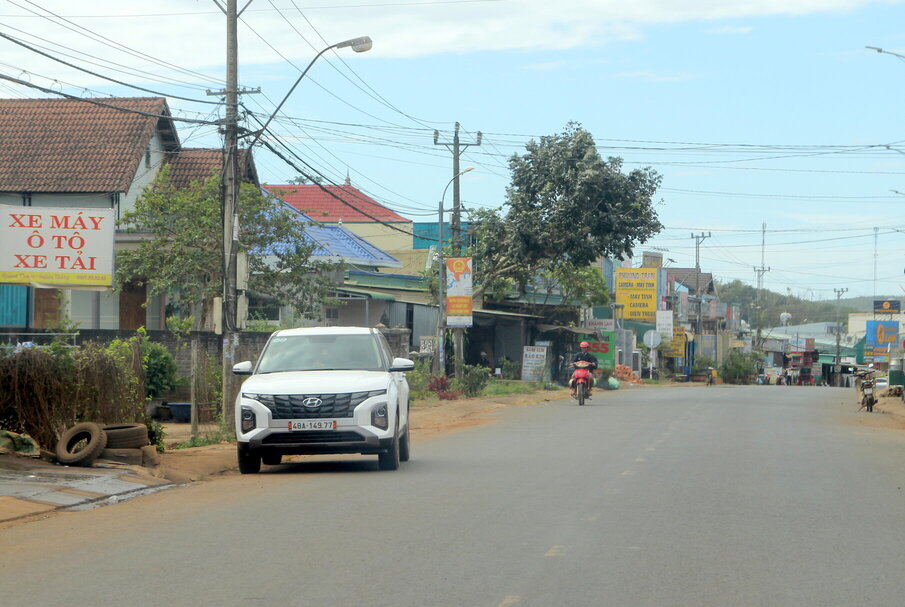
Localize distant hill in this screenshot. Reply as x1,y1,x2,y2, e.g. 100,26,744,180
834,296,903,314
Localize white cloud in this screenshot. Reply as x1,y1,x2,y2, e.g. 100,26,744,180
706,25,754,34
614,70,700,82
523,61,568,71
0,0,895,79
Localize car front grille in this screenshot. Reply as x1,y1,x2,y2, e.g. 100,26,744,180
261,431,365,444
248,390,386,419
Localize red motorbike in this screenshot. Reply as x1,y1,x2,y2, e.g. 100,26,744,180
570,360,595,406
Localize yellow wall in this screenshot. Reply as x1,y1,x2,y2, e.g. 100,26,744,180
341,222,413,254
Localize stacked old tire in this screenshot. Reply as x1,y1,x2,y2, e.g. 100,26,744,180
55,422,108,467
55,423,156,467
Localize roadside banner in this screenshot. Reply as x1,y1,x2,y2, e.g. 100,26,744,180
0,207,115,286
445,257,473,327
586,332,616,369
865,320,898,360
587,318,615,331
615,268,658,322
656,310,674,339
521,345,547,381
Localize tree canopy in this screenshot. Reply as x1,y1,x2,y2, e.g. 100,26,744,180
468,123,663,301
116,167,338,327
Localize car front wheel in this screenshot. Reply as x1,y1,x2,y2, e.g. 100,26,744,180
378,418,400,471
238,445,261,474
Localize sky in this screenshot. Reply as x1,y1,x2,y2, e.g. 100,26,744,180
3,0,905,308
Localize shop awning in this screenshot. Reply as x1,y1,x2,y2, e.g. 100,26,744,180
333,287,395,301
535,323,598,335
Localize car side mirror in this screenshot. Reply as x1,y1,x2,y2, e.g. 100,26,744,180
233,360,253,375
390,357,415,372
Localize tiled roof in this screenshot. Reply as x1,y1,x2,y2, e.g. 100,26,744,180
0,96,178,193
165,148,221,189
165,148,259,189
265,184,410,223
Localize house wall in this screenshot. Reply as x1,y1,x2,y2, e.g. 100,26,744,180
120,129,166,218
340,222,413,253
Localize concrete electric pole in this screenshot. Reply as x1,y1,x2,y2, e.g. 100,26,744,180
434,123,481,380
834,287,848,386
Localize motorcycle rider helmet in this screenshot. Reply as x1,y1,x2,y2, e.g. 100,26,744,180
579,341,590,348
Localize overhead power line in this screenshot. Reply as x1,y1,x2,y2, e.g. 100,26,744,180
0,31,221,105
0,72,219,125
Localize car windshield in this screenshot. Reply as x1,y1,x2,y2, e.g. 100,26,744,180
256,334,385,373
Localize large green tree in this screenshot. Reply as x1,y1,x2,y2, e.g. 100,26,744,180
469,122,662,301
116,167,338,327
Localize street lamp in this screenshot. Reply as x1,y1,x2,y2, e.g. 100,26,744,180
247,36,372,149
437,167,474,375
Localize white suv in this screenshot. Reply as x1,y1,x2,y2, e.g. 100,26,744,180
232,326,414,473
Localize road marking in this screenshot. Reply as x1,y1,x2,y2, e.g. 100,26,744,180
545,545,567,557
584,512,600,521
635,457,647,462
498,596,523,606
621,470,636,476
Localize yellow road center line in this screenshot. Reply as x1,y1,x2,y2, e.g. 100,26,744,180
498,596,523,606
545,545,567,557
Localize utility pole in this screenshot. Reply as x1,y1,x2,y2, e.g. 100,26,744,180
753,222,770,348
434,123,481,380
834,287,848,387
207,0,259,425
691,232,710,369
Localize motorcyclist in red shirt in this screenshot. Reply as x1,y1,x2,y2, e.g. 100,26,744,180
570,341,599,399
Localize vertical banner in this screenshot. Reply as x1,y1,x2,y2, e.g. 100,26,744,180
0,207,115,286
445,257,473,327
656,310,674,339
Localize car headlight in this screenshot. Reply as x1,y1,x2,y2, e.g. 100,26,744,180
371,405,389,430
240,407,256,433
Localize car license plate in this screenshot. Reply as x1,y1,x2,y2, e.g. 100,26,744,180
288,420,336,431
864,388,873,395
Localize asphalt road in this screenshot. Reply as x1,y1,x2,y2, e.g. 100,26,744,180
2,385,904,606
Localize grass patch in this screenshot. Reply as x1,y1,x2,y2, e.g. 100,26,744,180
481,380,556,396
170,424,233,449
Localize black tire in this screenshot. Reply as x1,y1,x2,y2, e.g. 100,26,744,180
399,426,411,463
238,445,261,474
262,453,282,466
378,418,400,471
102,424,150,449
55,423,108,466
577,382,586,406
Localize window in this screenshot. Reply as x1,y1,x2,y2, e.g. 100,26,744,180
247,295,280,322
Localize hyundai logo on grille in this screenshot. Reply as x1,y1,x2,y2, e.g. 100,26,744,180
302,397,323,408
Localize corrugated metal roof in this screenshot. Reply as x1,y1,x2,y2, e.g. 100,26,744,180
258,193,401,268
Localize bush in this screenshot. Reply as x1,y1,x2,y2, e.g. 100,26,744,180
692,356,718,374
720,350,761,385
0,338,146,449
500,358,520,380
459,364,490,397
406,358,432,400
142,340,181,399
428,375,452,393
